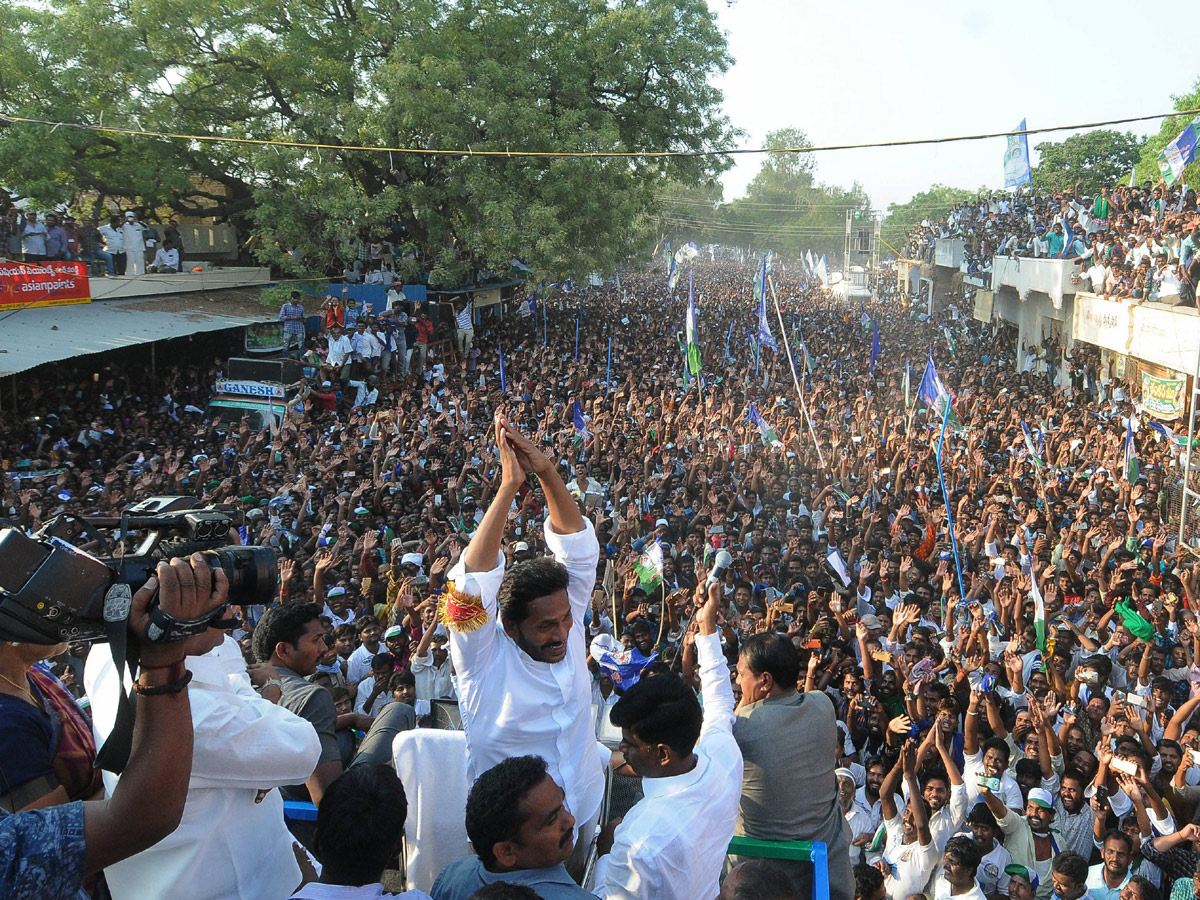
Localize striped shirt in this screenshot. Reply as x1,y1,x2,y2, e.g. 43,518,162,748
455,304,472,330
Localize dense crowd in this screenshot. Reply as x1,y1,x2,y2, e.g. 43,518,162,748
902,180,1200,305
2,257,1200,900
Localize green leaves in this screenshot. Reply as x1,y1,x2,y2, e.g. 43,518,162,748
0,0,733,283
1031,130,1144,196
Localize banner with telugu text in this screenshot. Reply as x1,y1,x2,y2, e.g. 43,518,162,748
0,260,91,309
1141,372,1186,420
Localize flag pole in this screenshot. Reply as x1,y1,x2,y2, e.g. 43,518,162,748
768,276,825,469
936,398,966,602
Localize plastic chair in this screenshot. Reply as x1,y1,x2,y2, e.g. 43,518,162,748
726,836,829,900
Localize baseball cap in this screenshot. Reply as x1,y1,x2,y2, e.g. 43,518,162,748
1027,787,1054,809
384,625,405,640
655,518,669,528
513,541,530,553
322,381,332,387
327,586,346,598
860,614,882,631
1004,864,1039,891
400,552,423,568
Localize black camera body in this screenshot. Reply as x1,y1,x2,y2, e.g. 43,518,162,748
0,496,276,645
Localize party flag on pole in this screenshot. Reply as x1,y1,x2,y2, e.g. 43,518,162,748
1029,575,1046,651
1124,416,1140,483
918,354,958,424
498,342,508,393
573,400,591,444
756,257,777,351
869,320,880,379
686,270,702,376
747,402,783,448
633,540,663,593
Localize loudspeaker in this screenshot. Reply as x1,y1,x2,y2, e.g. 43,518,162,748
429,301,457,341
227,357,303,383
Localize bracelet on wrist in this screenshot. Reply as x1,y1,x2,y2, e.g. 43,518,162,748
133,669,192,696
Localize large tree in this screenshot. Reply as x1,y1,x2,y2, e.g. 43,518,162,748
1135,79,1200,187
1031,130,1144,195
0,0,735,283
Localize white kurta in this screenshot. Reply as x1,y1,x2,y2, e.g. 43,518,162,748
122,221,146,275
85,635,322,900
446,518,604,831
593,631,743,900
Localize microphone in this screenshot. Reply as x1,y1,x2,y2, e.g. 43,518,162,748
707,549,733,585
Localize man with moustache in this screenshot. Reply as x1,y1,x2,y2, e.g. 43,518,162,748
444,416,603,872
431,756,593,900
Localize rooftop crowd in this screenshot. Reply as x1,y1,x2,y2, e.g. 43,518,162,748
1,255,1198,900
902,179,1200,305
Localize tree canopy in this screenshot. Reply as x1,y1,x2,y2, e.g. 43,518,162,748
1030,130,1144,196
1135,79,1200,188
0,0,736,284
656,128,870,260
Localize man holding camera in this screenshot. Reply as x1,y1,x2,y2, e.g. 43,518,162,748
85,580,323,900
1,554,224,900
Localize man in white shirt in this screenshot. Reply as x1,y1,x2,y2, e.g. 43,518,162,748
151,240,180,273
98,214,126,273
86,630,323,900
591,580,742,900
411,623,455,701
325,325,353,384
445,416,604,860
346,616,384,684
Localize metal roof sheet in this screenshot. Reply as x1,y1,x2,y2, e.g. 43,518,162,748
0,294,273,377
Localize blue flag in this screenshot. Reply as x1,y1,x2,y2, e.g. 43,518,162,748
747,403,782,448
1004,118,1032,188
573,400,590,441
918,354,955,422
869,320,880,379
756,257,777,351
498,341,507,393
1060,219,1076,259
666,258,679,293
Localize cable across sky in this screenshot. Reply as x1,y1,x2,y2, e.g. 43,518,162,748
1,109,1197,160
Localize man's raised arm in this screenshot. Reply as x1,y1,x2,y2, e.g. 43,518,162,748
503,419,585,537
462,418,525,573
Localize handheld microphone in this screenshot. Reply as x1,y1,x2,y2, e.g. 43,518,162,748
707,549,733,584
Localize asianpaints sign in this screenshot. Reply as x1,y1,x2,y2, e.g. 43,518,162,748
0,261,91,309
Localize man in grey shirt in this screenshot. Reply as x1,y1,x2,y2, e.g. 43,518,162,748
431,755,594,900
733,632,853,900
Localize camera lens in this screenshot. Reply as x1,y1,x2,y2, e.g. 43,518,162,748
202,546,277,607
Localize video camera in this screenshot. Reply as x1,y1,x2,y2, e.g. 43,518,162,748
0,496,276,645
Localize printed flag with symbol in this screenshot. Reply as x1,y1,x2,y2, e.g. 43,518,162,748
918,354,958,424
747,402,783,448
633,541,664,593
686,270,702,376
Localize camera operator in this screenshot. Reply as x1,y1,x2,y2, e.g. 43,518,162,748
85,586,323,899
0,553,225,900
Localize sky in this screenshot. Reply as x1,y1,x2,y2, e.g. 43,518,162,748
710,0,1200,213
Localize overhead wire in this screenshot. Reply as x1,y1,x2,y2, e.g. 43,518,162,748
0,108,1197,159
